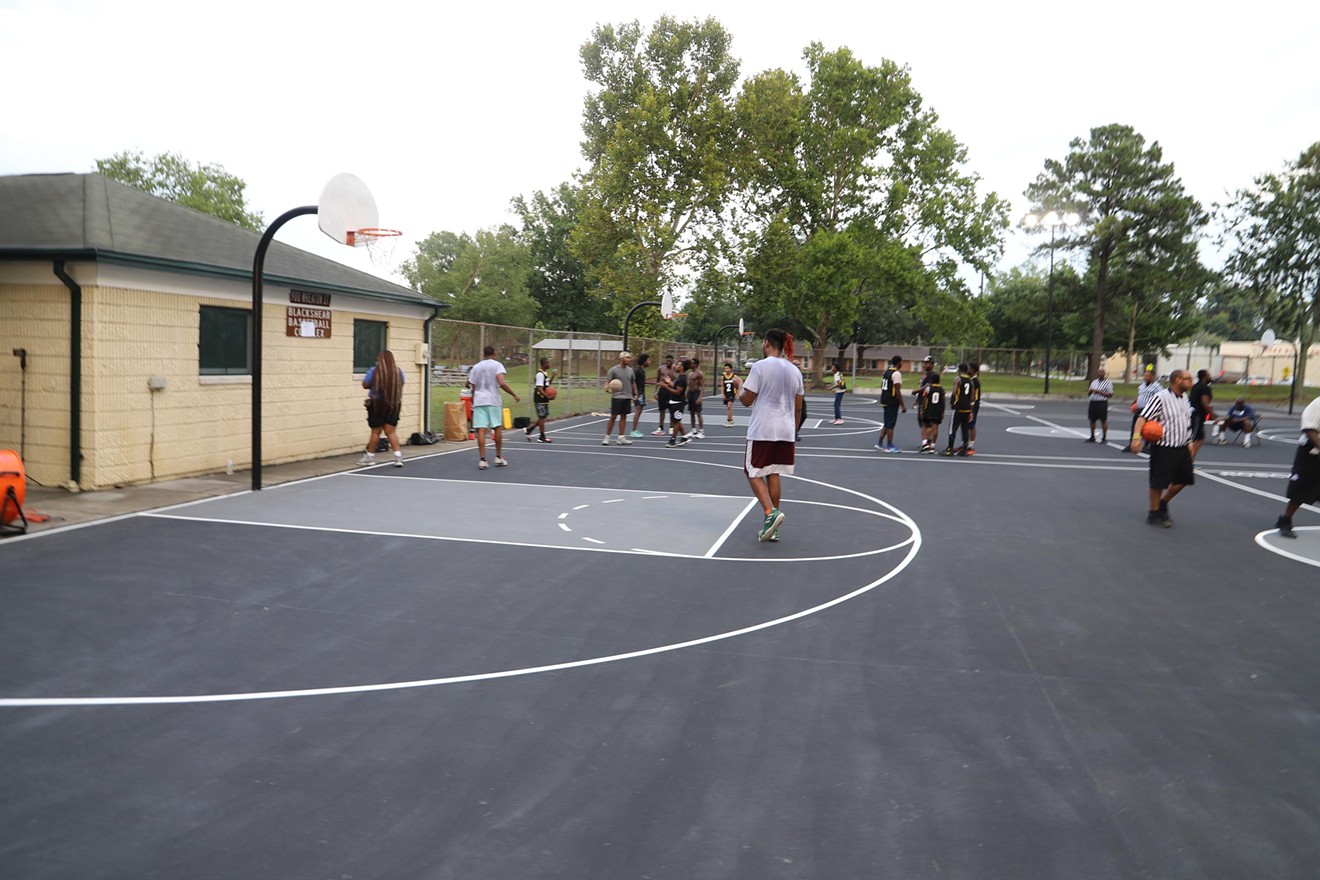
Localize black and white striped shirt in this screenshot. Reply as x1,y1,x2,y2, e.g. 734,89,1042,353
1140,389,1193,448
1135,379,1163,411
1088,378,1114,401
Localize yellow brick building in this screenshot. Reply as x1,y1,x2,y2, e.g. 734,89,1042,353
0,173,441,491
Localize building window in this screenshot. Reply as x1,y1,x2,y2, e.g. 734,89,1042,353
354,320,388,372
199,306,251,375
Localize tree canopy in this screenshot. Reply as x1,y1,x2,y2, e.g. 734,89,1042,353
400,227,537,326
1219,141,1320,391
95,150,264,232
572,16,740,319
734,44,1003,384
1024,124,1208,378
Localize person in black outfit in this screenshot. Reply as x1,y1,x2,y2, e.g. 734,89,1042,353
943,364,975,456
1187,369,1216,453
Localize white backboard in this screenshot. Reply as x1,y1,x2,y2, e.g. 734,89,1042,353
317,173,379,245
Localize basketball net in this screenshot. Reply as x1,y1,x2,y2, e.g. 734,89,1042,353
347,227,403,270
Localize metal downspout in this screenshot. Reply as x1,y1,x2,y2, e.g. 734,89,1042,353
422,305,443,431
53,260,82,487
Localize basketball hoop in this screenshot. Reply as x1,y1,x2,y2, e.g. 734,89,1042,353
347,227,403,269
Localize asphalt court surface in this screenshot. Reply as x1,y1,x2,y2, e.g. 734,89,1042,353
3,390,1319,879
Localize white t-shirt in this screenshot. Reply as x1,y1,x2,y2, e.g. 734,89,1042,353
467,358,506,407
743,356,804,442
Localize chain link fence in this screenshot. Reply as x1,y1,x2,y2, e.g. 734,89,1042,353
425,320,754,433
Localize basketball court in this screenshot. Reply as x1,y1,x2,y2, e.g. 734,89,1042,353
3,391,1318,878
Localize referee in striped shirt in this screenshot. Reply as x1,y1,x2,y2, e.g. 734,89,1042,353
1131,369,1195,527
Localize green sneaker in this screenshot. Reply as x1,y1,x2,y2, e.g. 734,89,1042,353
758,508,785,543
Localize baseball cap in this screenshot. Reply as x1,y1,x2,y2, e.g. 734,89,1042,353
922,355,933,363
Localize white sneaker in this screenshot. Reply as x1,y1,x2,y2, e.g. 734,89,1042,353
478,459,489,470
695,430,705,439
618,437,633,445
725,419,735,427
495,457,508,467
393,455,404,468
357,453,376,465
601,438,611,446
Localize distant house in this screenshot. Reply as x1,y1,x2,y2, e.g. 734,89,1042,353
0,173,441,490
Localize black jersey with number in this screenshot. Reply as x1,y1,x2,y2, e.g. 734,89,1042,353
722,374,738,399
951,375,975,412
919,383,945,421
880,368,898,406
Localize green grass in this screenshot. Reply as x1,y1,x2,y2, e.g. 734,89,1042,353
427,363,617,430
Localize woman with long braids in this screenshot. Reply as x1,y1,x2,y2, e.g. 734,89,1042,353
358,350,406,467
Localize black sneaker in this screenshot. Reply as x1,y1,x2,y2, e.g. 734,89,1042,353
1146,510,1162,526
1276,516,1297,538
1084,437,1096,443
1159,502,1172,527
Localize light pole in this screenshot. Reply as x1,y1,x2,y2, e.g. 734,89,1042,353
1022,210,1079,394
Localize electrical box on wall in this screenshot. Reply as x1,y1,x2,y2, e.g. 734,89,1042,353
147,375,167,391
415,343,430,365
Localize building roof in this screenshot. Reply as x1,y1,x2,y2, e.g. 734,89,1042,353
0,172,435,307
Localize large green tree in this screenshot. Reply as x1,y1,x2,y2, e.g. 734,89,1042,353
1024,124,1208,378
734,45,1003,386
95,150,264,232
1220,141,1320,393
400,227,537,326
512,182,612,332
572,16,740,322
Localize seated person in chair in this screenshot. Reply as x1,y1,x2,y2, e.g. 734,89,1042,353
1220,398,1260,447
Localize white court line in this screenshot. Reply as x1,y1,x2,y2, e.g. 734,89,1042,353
1,469,922,706
705,499,759,558
558,523,572,532
1253,528,1320,568
1010,408,1320,514
581,537,605,545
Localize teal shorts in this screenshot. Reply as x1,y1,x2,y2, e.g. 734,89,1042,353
472,405,503,429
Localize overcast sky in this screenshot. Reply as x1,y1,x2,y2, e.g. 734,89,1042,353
3,0,1317,289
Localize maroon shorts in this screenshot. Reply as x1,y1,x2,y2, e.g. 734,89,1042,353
744,439,795,477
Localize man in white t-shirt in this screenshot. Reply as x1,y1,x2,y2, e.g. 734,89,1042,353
738,328,805,543
467,345,521,470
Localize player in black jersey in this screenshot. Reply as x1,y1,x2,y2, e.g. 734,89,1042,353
943,364,976,456
875,354,906,453
721,362,742,427
917,372,945,453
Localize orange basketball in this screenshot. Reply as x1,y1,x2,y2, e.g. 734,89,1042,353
1140,420,1164,443
544,386,557,400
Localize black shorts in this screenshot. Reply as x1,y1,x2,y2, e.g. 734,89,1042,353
1149,445,1195,490
610,398,632,417
1285,444,1320,504
534,402,550,419
882,404,899,429
687,394,703,413
1088,400,1109,423
367,406,400,429
667,398,686,422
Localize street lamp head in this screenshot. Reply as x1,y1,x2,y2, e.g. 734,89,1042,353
1042,210,1060,226
1021,213,1040,229
1063,211,1081,226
